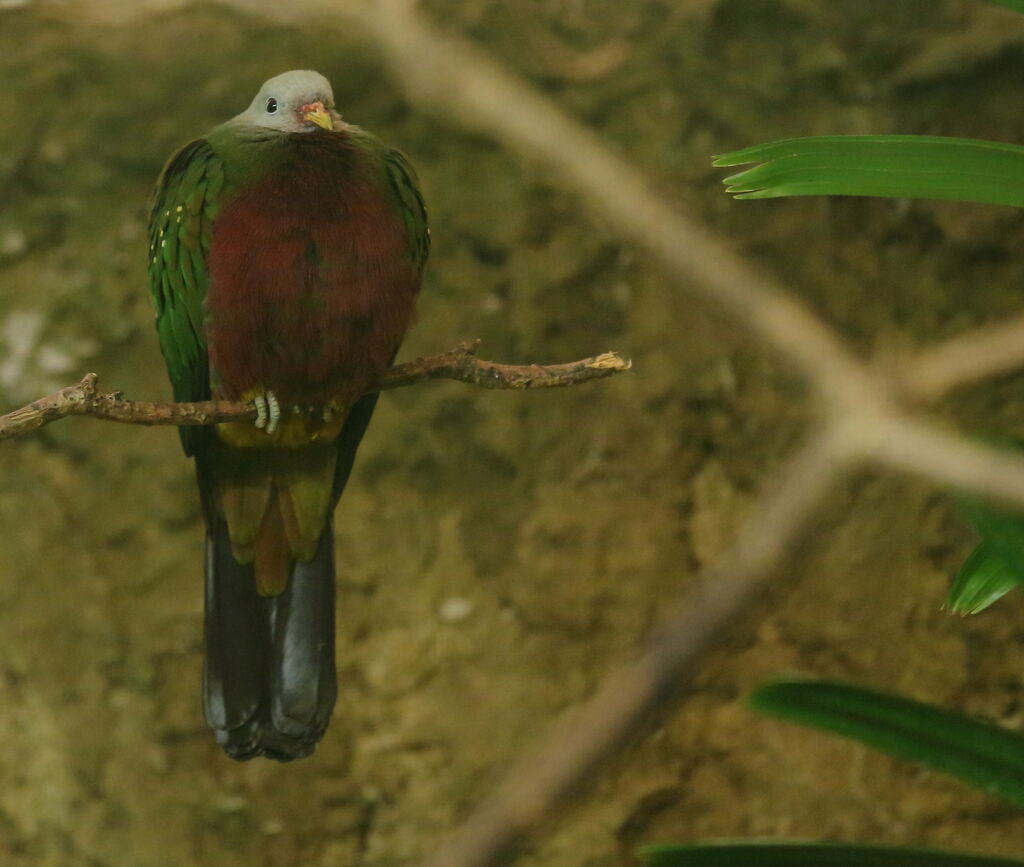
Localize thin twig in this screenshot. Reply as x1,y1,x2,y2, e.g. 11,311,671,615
903,311,1024,401
0,343,630,441
377,341,630,390
841,411,1024,507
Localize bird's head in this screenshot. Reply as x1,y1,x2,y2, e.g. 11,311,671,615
235,70,343,134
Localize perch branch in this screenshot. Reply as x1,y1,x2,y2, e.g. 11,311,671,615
0,343,630,442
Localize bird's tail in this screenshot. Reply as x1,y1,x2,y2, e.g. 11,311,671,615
202,514,337,761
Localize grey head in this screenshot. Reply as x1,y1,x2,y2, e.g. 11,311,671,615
231,70,340,134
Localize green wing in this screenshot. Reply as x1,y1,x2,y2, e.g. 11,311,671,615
384,147,430,272
147,138,225,455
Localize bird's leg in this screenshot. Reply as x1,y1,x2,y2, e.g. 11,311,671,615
253,394,269,430
248,389,282,435
265,391,282,436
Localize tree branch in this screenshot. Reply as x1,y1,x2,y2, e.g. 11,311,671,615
0,342,630,442
902,311,1024,401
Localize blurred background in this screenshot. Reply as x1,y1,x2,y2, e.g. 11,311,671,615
4,0,1024,864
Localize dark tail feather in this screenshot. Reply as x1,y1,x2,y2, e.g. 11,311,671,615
203,517,337,762
268,529,337,752
203,517,267,758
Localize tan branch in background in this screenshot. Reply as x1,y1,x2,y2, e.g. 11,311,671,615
902,311,1024,401
0,343,630,441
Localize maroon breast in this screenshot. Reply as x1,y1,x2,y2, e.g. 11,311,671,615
205,134,418,409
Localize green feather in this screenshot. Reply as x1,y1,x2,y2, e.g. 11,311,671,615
147,138,224,455
384,146,430,271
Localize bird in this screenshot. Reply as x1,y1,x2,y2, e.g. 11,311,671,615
147,70,429,761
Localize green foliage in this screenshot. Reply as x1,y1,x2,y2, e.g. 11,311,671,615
946,542,1021,614
748,679,1024,807
639,679,1024,865
641,842,1024,867
947,497,1024,612
714,136,1024,206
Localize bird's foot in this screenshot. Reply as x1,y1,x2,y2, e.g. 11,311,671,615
266,393,281,435
251,390,282,436
244,394,343,444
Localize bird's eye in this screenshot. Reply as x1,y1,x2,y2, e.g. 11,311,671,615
266,98,278,114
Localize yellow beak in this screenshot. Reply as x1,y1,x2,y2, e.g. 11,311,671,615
302,104,333,131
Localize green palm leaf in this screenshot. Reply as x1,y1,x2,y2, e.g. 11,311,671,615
641,842,1024,867
958,498,1024,573
714,136,1024,207
947,496,1024,613
749,679,1024,806
947,439,1024,614
946,541,1021,614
